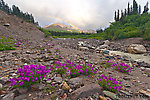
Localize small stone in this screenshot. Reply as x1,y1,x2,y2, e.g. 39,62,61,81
28,94,31,97
69,88,73,93
140,67,145,71
99,95,107,100
123,76,131,80
46,80,51,84
0,90,7,95
103,50,109,54
120,90,132,96
139,89,150,97
103,90,119,100
32,97,38,100
62,93,67,100
62,82,70,91
54,77,62,83
85,60,89,63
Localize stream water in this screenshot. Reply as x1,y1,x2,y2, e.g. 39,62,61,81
109,51,150,64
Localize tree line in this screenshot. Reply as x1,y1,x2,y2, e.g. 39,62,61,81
0,0,35,23
114,0,149,21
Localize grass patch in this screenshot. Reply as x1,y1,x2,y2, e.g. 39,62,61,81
0,36,16,51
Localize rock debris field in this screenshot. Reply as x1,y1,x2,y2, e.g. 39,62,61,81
0,37,150,100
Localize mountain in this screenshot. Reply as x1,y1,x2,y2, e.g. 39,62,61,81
43,23,81,33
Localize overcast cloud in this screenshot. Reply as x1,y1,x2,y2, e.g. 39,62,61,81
4,0,149,29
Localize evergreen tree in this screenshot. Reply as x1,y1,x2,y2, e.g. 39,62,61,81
0,0,35,24
127,2,130,15
12,5,21,17
139,5,141,14
117,10,120,21
125,9,127,16
120,10,124,20
114,11,117,21
130,5,133,15
143,2,149,13
133,0,138,14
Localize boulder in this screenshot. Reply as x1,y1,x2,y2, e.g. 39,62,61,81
62,82,70,91
3,23,10,27
128,44,147,54
70,83,102,100
2,93,15,100
103,40,110,45
68,77,83,89
79,47,89,51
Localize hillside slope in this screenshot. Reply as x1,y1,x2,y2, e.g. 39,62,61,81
0,10,45,42
102,13,150,40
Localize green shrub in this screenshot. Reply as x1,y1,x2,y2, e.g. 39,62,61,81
38,27,51,38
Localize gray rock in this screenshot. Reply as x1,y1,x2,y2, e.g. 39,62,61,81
32,83,45,90
79,47,89,51
17,88,28,94
0,83,3,88
68,77,83,88
54,77,63,83
103,90,119,100
103,50,110,54
103,40,110,45
99,45,109,49
2,93,15,100
128,44,147,54
123,76,132,80
3,23,10,27
14,94,27,100
140,67,145,71
70,83,102,100
120,90,132,96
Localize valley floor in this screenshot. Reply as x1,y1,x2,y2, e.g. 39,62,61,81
0,37,150,100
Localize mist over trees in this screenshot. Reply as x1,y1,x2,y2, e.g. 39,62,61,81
0,0,35,23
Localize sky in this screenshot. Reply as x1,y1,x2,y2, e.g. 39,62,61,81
4,0,149,30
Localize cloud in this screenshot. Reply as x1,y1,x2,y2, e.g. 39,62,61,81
4,0,148,29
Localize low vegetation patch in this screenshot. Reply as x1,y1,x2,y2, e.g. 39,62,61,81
10,64,49,88
38,27,52,38
50,60,99,78
104,60,132,74
0,36,16,51
10,60,127,93
97,74,122,93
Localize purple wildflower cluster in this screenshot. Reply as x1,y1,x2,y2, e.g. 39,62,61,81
39,40,55,52
105,60,131,73
97,74,122,92
54,48,60,53
10,64,49,87
14,39,32,49
112,62,132,73
50,60,99,77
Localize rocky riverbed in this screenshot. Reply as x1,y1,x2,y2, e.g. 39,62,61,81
0,37,150,100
